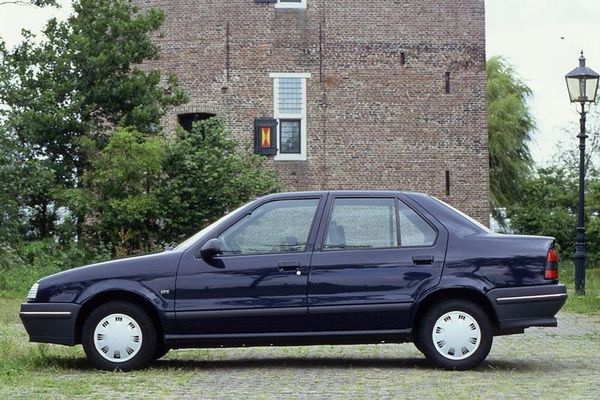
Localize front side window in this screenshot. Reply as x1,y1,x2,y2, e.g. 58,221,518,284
270,73,310,160
218,199,319,255
324,198,398,250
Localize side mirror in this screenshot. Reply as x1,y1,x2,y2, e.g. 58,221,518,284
199,238,222,260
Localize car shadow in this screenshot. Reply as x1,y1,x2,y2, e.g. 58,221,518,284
152,356,431,370
35,354,555,373
149,356,549,373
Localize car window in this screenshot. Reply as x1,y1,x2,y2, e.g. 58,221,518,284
218,199,319,255
324,198,398,250
398,200,437,246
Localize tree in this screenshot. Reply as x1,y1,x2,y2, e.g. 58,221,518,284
508,166,577,254
0,126,22,244
0,0,186,238
159,118,280,243
0,0,57,7
487,56,535,213
84,128,166,256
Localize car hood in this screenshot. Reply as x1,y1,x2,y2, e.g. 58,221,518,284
35,250,183,303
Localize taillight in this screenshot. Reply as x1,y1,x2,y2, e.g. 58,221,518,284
545,248,559,280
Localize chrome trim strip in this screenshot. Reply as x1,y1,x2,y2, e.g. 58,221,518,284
19,311,72,316
496,293,567,304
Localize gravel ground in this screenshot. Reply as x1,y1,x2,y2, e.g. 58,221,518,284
2,311,600,399
162,313,600,399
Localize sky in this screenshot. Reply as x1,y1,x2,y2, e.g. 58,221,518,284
1,0,600,165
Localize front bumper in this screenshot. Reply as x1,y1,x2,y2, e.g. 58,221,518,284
487,284,567,334
19,303,81,346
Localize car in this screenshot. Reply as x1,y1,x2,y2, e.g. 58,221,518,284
20,191,567,371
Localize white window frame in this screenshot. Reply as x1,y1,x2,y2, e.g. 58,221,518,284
270,72,311,161
275,0,307,10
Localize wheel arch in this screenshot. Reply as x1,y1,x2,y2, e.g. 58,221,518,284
411,287,499,333
75,290,164,344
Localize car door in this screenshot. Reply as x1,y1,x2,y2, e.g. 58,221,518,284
175,196,325,335
307,194,448,332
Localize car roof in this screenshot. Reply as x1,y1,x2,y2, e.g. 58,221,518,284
258,190,425,200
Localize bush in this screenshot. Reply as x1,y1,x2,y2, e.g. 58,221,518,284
0,241,111,298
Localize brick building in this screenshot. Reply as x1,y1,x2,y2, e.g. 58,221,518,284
138,0,490,224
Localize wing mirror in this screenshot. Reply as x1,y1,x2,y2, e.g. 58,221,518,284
198,238,222,260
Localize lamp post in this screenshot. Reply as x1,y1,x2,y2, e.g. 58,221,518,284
565,51,600,295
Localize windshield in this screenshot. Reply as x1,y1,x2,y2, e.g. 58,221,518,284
173,203,251,251
431,196,492,233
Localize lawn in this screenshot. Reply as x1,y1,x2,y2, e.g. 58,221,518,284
560,262,600,314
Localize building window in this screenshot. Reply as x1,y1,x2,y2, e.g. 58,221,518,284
270,73,311,161
275,0,307,9
280,120,301,154
177,113,215,132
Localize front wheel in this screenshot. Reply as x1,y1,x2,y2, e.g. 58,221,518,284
417,300,493,370
82,301,157,371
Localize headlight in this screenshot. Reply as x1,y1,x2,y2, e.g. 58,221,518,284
27,283,39,302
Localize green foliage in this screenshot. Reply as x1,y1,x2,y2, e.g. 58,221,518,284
159,118,280,242
487,56,535,212
508,166,577,255
560,261,600,314
84,128,166,256
0,129,22,244
507,161,600,266
0,0,186,238
0,0,58,6
0,240,110,298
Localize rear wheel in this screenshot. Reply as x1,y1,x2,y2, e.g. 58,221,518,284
82,301,157,371
418,300,493,370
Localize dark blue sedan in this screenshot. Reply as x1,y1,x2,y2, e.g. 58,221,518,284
20,191,567,370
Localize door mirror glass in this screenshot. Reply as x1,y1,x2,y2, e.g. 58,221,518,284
199,238,222,260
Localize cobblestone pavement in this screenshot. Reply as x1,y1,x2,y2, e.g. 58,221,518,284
159,313,600,400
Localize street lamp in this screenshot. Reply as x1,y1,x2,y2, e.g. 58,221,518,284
565,51,600,295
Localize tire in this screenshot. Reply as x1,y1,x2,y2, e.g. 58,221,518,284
82,301,157,371
153,341,170,361
413,334,426,355
417,300,493,370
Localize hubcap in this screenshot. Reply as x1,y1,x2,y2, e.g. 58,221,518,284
432,311,481,361
93,313,143,363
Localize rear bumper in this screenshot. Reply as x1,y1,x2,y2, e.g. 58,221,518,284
19,303,81,346
486,284,567,334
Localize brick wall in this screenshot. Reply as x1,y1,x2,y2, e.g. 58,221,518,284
137,0,490,224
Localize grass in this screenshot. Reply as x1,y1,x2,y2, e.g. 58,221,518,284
0,264,63,299
559,261,600,314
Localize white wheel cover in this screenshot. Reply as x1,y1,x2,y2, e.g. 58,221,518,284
432,311,481,361
94,313,143,363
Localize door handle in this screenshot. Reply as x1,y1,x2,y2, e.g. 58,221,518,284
412,256,434,265
278,261,300,271
278,261,307,275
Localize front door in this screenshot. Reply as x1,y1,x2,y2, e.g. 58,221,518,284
176,197,323,335
308,195,448,332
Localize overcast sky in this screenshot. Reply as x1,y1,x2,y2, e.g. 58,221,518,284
1,0,600,165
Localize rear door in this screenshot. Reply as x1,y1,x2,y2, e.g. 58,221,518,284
307,194,448,332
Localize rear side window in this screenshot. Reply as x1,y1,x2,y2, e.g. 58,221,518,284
324,198,398,250
398,201,437,246
219,199,319,255
322,197,437,250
